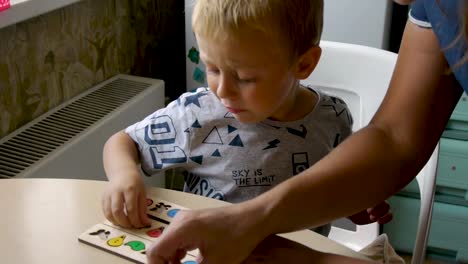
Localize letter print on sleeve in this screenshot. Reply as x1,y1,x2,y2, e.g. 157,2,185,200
144,115,187,169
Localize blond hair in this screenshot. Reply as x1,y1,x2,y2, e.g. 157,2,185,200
192,0,323,61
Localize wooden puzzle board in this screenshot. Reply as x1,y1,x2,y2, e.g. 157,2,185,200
78,197,198,264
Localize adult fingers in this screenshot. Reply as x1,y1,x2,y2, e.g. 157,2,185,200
377,211,393,225
369,201,391,219
147,239,185,264
348,209,373,225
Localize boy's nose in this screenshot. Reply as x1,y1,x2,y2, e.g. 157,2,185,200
217,75,237,99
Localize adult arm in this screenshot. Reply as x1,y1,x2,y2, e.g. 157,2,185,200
261,21,462,233
147,21,462,264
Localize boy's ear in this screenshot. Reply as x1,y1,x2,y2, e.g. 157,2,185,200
294,46,322,79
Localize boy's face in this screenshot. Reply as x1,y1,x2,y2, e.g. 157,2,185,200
197,28,302,123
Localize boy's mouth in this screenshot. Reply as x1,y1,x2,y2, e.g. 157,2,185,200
225,106,244,114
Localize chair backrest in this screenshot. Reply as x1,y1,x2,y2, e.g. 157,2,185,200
301,41,438,263
412,143,439,264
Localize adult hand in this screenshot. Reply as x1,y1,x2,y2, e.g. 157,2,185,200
146,203,268,264
348,201,393,225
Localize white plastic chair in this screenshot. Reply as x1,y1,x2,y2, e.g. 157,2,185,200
301,41,439,264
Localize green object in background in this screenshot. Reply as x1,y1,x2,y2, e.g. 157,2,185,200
187,47,200,64
447,94,468,131
436,136,468,201
401,135,468,203
384,195,468,262
193,67,206,84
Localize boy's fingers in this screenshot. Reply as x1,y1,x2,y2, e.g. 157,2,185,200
102,195,116,224
112,193,132,228
139,194,151,226
125,192,143,228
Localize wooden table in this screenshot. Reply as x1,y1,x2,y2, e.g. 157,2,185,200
0,178,368,263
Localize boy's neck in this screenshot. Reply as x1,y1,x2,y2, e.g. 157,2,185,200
268,84,318,122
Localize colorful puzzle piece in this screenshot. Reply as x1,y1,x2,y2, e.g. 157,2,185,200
101,219,167,242
146,199,186,224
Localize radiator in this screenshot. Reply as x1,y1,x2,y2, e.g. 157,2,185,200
0,74,165,187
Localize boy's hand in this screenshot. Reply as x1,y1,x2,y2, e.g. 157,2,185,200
348,201,393,225
101,172,151,229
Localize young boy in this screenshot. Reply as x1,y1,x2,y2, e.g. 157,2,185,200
101,0,388,238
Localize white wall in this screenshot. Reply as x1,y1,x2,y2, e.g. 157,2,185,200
322,0,393,49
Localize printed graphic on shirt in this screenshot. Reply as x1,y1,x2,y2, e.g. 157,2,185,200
231,168,276,188
227,125,237,133
228,134,244,147
224,112,235,119
323,97,353,125
203,127,223,145
333,133,341,148
191,119,202,128
189,155,203,165
184,171,225,200
184,91,208,108
263,139,280,150
286,125,308,138
144,115,187,169
291,152,310,175
187,118,247,167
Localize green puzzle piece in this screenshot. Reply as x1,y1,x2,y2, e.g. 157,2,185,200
125,240,146,251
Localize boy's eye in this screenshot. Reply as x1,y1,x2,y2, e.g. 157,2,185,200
236,72,256,83
206,68,220,74
238,78,256,83
237,75,256,83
